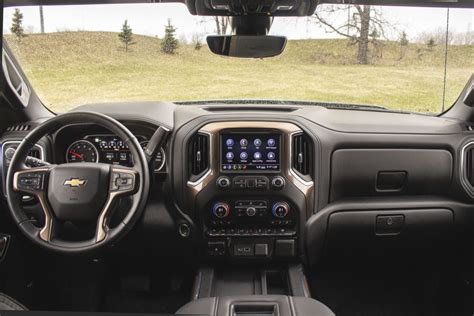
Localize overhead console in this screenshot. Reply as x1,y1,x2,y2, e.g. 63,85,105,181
183,121,315,261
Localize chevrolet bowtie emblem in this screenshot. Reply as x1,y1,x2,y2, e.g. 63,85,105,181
64,178,87,187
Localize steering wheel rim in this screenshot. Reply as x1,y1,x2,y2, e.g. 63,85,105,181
5,111,150,253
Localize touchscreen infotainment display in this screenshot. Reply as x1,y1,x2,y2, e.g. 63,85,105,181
221,133,280,171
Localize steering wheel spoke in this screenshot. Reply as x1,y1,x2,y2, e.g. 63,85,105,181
96,166,139,242
13,166,56,242
13,166,52,195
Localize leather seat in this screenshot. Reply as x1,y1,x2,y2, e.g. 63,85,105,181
0,293,27,310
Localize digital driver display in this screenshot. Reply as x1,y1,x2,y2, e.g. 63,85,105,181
86,135,134,166
221,133,280,171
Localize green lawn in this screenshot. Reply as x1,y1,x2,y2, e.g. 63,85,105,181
5,32,474,113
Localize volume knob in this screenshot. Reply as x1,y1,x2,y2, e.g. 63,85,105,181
216,176,231,189
272,202,289,218
212,202,230,218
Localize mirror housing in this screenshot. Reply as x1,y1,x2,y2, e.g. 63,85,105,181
207,35,287,58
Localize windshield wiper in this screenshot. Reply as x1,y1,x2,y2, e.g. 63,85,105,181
175,99,406,113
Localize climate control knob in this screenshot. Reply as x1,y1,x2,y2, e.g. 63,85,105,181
212,202,231,218
272,202,290,218
246,207,257,217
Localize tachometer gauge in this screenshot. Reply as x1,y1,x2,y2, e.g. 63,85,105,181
66,140,99,163
140,141,166,171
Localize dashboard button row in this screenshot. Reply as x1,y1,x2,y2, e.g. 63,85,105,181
206,227,296,237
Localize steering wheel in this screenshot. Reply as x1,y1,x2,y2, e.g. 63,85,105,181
5,112,150,253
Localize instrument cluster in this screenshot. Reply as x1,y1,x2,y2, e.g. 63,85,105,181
66,134,166,172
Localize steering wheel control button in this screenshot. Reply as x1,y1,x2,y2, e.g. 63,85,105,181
216,176,231,189
272,202,290,218
17,173,45,191
212,202,230,218
111,171,135,192
271,176,286,190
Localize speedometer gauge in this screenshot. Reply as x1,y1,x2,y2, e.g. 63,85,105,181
66,140,99,163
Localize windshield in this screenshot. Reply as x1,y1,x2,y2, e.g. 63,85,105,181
2,4,473,113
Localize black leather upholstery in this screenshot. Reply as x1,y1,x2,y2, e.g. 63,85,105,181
175,295,334,316
0,293,27,311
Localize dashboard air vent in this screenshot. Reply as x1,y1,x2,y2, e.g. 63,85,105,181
6,124,31,132
466,146,474,187
292,133,313,178
461,142,474,198
189,133,210,177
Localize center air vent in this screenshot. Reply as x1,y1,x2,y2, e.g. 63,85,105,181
292,132,313,178
189,132,210,178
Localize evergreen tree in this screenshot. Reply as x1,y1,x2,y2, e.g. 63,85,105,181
400,31,409,46
10,8,25,42
118,20,135,51
161,19,178,54
398,31,409,60
426,38,436,51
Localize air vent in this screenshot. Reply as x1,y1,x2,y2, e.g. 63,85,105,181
465,146,474,186
189,133,210,177
6,124,31,132
292,133,313,178
461,142,474,198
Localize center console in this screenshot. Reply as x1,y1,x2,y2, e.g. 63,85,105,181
177,265,334,316
186,121,314,261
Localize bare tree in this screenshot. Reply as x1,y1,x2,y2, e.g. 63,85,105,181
313,5,395,64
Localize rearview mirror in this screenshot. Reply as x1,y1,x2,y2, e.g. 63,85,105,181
207,35,287,58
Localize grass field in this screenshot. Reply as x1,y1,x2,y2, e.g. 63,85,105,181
5,31,474,113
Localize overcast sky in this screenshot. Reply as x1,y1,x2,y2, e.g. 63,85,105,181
2,4,473,41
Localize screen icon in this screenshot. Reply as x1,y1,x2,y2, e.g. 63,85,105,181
226,139,234,147
254,139,262,147
254,152,262,160
240,139,248,147
240,152,248,160
267,138,276,147
226,152,234,160
267,152,276,160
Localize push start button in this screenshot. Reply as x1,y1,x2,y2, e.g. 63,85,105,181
376,215,404,235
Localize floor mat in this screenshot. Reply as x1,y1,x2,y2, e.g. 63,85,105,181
309,252,471,316
100,260,194,314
